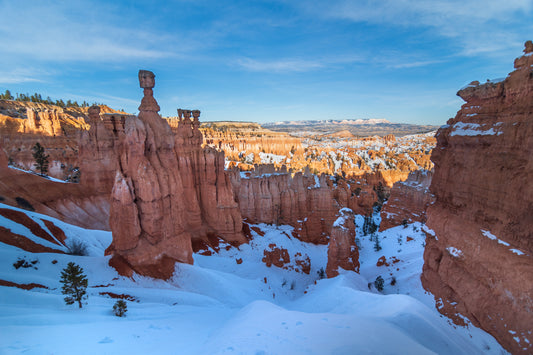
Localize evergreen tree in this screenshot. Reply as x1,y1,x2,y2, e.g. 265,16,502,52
373,234,382,252
363,215,377,235
112,300,128,317
374,276,384,292
60,262,88,308
32,142,49,176
1,89,13,100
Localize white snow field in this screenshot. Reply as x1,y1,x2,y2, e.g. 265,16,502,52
0,202,507,354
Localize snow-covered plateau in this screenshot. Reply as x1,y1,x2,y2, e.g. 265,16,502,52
0,203,506,354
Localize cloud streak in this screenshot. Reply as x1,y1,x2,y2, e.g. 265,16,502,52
0,68,47,84
298,0,533,57
236,58,324,72
0,1,178,62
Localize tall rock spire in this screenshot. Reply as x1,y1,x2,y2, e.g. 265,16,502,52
106,70,245,279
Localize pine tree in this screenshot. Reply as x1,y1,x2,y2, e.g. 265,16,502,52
1,89,13,100
112,300,128,317
32,142,49,176
374,276,384,292
373,234,382,251
60,262,88,308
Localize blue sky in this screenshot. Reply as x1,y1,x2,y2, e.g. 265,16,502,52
0,0,532,125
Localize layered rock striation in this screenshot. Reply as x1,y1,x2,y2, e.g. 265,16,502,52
422,42,533,354
106,71,245,279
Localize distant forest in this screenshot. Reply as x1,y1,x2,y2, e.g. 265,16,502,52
0,89,102,109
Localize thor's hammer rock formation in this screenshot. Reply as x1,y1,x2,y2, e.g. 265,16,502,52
106,70,245,279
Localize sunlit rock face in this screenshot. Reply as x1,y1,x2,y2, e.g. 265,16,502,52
0,99,126,180
106,70,245,279
379,169,434,231
422,41,533,354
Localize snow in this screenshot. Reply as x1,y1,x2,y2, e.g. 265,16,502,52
489,77,505,83
9,166,68,183
510,249,525,256
481,229,497,241
0,207,508,354
460,83,478,90
450,122,502,137
259,152,286,164
480,230,527,257
422,225,437,240
446,247,463,258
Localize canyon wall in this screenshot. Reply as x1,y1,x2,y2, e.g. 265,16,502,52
106,71,245,279
230,166,376,244
421,42,533,354
0,100,122,180
379,169,434,231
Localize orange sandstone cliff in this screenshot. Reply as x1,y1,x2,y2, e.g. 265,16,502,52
421,41,533,354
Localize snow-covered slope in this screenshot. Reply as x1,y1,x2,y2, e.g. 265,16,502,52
0,203,506,354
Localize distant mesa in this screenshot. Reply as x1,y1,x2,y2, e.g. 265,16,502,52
266,118,391,126
319,130,354,139
263,118,439,137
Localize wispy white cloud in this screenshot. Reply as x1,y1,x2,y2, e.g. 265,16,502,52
236,58,324,72
386,60,445,69
0,68,48,84
0,1,179,63
298,0,533,57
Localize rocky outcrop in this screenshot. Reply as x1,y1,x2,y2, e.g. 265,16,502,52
326,208,359,277
379,169,434,231
421,42,533,354
262,244,291,268
106,70,245,279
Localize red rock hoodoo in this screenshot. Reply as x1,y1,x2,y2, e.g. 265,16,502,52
326,208,359,277
106,70,245,279
421,41,533,354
